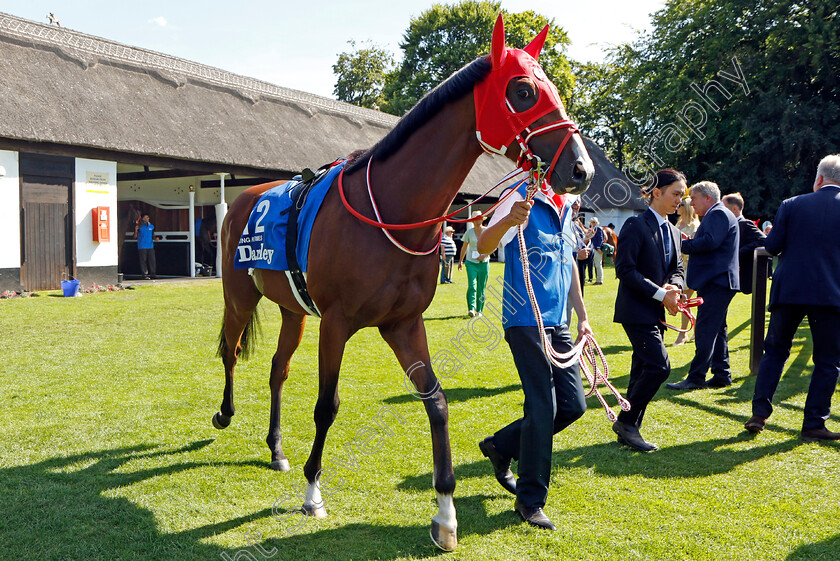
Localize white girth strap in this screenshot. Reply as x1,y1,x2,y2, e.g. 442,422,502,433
284,271,322,317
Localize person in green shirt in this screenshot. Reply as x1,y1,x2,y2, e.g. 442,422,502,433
458,211,491,318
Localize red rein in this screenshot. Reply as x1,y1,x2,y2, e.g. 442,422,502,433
337,118,578,234
661,297,704,333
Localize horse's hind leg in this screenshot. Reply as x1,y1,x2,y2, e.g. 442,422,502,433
379,317,457,551
266,307,306,472
301,317,347,518
214,274,262,430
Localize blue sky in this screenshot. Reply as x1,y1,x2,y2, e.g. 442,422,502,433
2,1,665,98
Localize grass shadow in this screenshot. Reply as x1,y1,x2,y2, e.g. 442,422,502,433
423,314,470,321
398,430,804,493
0,440,276,560
249,493,520,560
1,439,521,561
382,384,520,405
727,317,751,339
786,533,840,560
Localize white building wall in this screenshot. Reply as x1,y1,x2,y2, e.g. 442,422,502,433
0,150,20,268
589,207,641,235
74,158,118,267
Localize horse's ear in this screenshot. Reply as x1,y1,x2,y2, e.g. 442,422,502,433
490,13,507,69
524,25,549,60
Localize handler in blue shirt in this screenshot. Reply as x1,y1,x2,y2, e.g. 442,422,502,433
135,213,157,279
475,182,591,531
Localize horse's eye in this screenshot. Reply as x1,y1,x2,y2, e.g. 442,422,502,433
517,88,532,100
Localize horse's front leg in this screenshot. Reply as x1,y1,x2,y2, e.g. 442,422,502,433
301,316,347,518
379,317,457,551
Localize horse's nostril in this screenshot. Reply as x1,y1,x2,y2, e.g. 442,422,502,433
572,161,586,181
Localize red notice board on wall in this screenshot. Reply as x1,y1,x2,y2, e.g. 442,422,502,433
93,206,110,242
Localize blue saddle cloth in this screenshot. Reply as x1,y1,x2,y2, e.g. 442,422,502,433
234,162,345,271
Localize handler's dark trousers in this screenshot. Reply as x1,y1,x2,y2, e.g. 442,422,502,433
686,284,737,384
493,326,587,509
618,323,670,428
752,304,840,430
139,248,156,278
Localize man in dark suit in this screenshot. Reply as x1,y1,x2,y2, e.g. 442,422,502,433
745,155,840,441
722,193,766,295
613,169,686,451
666,181,740,390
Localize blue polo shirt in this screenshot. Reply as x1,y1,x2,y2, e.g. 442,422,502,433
500,182,574,328
137,223,155,249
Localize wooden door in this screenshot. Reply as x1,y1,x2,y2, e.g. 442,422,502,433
20,154,74,291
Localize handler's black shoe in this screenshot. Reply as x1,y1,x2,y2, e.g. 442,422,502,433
612,421,659,452
514,499,556,530
665,378,706,391
478,437,516,495
706,377,732,388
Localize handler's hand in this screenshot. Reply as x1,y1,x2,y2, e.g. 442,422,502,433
505,200,532,226
663,289,682,315
577,248,590,260
576,318,594,343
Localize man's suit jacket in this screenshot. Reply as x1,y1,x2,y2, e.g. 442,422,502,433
736,217,766,295
614,209,685,325
766,184,840,309
681,201,740,292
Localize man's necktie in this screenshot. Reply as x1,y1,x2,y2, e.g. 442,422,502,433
661,222,672,265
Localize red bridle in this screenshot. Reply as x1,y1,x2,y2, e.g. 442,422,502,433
337,14,579,253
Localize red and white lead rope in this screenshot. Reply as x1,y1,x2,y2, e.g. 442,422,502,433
364,158,442,256
578,333,631,423
517,182,630,422
339,157,530,255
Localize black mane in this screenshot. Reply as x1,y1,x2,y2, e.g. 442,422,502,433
346,57,492,173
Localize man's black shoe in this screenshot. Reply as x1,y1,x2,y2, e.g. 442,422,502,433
514,500,556,530
612,421,659,452
802,427,840,442
478,437,516,495
665,378,707,391
706,377,732,388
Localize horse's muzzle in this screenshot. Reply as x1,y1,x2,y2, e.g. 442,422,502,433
548,134,594,196
550,157,593,195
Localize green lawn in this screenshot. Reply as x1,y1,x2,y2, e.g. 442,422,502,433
1,264,838,561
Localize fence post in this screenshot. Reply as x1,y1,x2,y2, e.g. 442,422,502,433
749,248,772,375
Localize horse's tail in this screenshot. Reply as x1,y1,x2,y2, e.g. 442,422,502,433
216,309,260,360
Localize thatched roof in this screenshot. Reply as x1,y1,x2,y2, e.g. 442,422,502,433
0,12,641,205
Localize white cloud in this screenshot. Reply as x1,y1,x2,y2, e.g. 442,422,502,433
148,16,167,27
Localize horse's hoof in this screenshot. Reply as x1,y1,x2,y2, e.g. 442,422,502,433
302,502,327,519
270,459,291,472
430,519,457,551
212,412,231,430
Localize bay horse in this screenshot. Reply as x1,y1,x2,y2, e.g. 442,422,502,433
214,15,593,551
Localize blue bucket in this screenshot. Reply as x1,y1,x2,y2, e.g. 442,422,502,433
61,279,81,297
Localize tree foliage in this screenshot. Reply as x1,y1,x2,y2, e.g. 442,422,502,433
568,45,640,171
332,1,574,117
381,1,573,115
574,0,840,217
332,40,394,110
